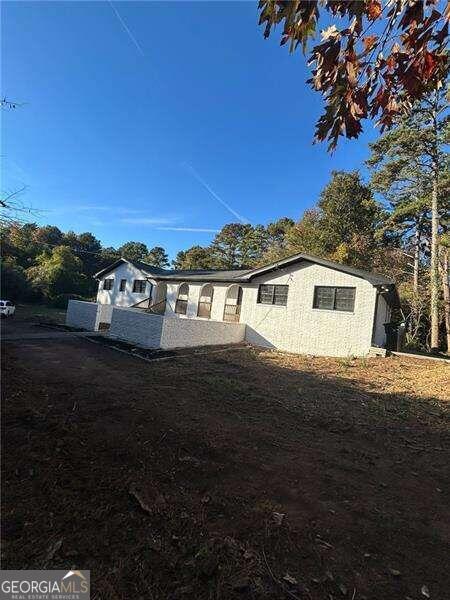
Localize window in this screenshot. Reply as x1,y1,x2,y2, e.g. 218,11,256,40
313,286,355,312
335,287,356,311
257,284,288,306
223,285,243,322
103,278,114,291
133,280,147,294
175,283,189,315
197,284,214,319
119,279,127,292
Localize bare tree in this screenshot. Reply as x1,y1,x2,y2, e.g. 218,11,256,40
0,186,40,226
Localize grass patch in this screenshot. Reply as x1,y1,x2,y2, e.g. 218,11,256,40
15,303,66,324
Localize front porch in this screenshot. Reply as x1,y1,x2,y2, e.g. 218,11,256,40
65,300,246,350
123,279,246,324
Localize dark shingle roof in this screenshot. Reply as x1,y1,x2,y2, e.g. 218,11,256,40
94,254,396,291
240,253,395,286
94,259,169,279
94,259,250,281
154,268,252,282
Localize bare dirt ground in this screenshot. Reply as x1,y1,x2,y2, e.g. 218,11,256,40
2,318,449,600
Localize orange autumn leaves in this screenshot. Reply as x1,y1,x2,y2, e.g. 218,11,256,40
258,0,449,150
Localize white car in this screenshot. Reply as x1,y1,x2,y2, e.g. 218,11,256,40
0,300,16,318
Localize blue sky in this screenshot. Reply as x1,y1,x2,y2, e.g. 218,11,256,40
3,1,379,260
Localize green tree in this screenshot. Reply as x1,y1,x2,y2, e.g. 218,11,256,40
171,250,186,270
285,209,327,258
240,225,270,266
284,172,384,270
210,223,268,269
118,241,149,262
266,217,294,249
0,258,32,302
368,87,449,350
144,246,169,268
26,245,86,303
210,224,249,268
34,225,63,248
2,223,41,268
63,231,102,264
97,247,121,272
62,231,103,294
172,246,215,270
317,171,384,267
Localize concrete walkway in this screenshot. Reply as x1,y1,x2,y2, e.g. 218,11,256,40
2,330,105,341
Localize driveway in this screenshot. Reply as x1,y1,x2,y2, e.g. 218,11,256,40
1,312,103,341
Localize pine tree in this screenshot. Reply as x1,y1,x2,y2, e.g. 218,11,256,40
367,87,449,351
172,246,215,270
144,246,169,268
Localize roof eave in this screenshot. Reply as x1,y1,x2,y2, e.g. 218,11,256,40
93,258,127,280
151,275,246,284
246,253,394,287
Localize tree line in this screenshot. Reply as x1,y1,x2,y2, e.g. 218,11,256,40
0,170,387,300
0,227,172,306
1,90,448,352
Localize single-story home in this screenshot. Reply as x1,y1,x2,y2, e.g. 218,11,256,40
92,253,399,357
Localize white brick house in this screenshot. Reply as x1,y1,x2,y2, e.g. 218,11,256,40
91,253,399,357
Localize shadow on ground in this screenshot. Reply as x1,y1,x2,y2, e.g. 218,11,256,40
2,335,449,600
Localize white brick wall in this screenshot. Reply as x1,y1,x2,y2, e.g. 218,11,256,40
109,307,163,348
160,317,245,349
96,304,113,327
240,263,377,357
107,307,245,350
66,300,99,330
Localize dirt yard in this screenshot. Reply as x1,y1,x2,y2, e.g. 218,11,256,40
2,323,449,599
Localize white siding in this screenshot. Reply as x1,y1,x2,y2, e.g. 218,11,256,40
164,282,235,321
164,282,207,318
96,261,153,308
